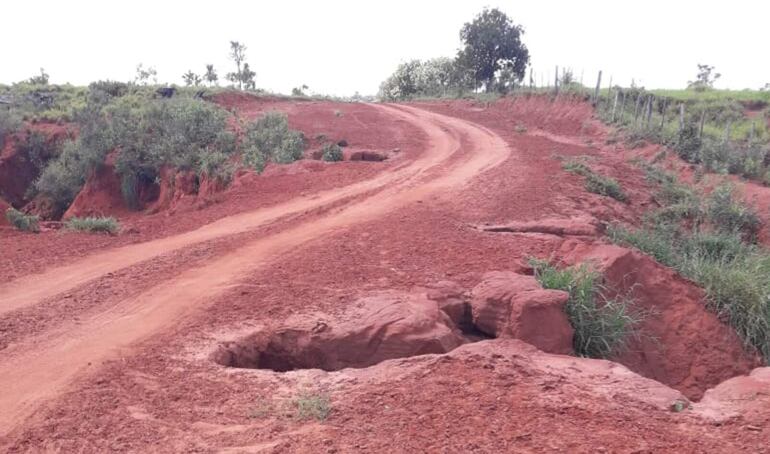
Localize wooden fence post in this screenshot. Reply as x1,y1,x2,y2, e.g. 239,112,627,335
679,104,685,132
611,90,619,122
698,110,706,138
634,95,642,126
619,91,627,123
554,66,559,94
593,70,603,105
660,99,668,129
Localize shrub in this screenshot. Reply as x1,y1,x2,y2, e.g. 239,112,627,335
675,123,702,163
706,184,760,237
242,111,304,171
35,139,101,216
531,259,644,358
65,216,120,234
321,143,343,162
0,108,22,148
5,207,40,233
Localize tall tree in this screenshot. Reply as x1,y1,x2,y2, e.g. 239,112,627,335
204,64,218,86
457,8,529,92
227,41,248,90
241,63,256,90
28,68,49,85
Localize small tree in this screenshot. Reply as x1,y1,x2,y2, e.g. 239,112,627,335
687,64,721,91
28,68,49,85
204,64,218,86
241,63,256,90
182,70,202,87
457,8,530,92
227,41,248,90
134,64,158,86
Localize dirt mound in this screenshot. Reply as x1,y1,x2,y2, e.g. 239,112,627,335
695,367,770,423
471,271,573,354
63,158,127,220
561,241,761,399
212,290,470,371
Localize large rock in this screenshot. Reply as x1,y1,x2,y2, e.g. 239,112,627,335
470,271,573,355
561,241,762,399
212,290,467,372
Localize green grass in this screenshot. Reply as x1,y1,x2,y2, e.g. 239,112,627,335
650,89,770,104
5,207,40,233
530,259,644,358
562,159,628,202
64,216,120,234
607,166,770,360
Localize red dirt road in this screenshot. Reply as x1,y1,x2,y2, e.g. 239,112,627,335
0,103,509,438
1,97,768,452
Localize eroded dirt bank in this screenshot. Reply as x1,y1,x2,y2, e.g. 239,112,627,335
1,96,768,452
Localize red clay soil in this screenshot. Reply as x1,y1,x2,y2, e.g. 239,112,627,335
0,98,425,282
1,96,769,452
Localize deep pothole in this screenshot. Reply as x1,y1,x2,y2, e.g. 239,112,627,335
212,287,491,372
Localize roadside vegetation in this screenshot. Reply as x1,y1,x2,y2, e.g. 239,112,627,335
607,164,770,360
5,207,40,233
64,216,120,234
562,159,627,202
530,259,644,358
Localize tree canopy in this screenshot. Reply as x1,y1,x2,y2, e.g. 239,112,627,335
457,8,529,92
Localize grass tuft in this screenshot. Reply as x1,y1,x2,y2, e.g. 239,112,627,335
5,207,40,233
530,259,644,358
65,216,120,234
563,159,628,202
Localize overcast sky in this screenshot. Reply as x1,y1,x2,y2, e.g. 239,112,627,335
2,0,768,95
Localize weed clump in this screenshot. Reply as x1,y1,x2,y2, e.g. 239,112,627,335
321,143,343,162
563,159,628,202
65,216,120,234
530,259,644,359
5,207,40,233
242,111,304,172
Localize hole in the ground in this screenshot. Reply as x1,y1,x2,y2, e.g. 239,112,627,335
211,291,491,372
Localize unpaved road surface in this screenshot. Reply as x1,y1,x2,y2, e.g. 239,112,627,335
0,104,509,437
2,97,769,453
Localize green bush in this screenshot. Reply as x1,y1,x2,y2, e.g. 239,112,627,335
36,96,236,211
531,259,644,358
65,216,120,234
321,143,343,162
242,111,304,171
5,207,40,233
674,123,702,163
0,108,22,148
706,184,760,237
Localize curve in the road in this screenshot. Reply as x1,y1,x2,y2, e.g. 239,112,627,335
0,104,510,436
